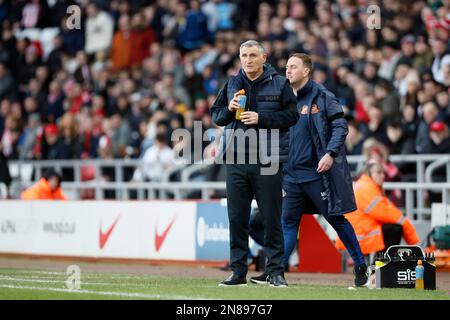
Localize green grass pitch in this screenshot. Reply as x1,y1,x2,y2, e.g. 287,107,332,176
0,268,449,300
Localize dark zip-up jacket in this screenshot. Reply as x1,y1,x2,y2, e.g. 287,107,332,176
211,64,298,163
285,80,356,216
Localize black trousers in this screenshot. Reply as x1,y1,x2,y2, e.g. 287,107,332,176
226,163,284,277
249,207,264,246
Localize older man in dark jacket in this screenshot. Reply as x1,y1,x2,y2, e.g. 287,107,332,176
211,40,298,287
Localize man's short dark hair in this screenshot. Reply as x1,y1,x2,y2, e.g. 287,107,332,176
155,133,167,144
289,53,313,78
43,169,62,186
387,119,402,129
347,119,358,129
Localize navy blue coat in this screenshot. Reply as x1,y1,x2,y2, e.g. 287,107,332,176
211,64,298,163
285,80,356,216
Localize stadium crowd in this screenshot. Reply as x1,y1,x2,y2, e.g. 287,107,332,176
0,0,449,196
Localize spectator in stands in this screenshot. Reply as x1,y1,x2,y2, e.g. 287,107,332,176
363,138,404,205
40,123,63,160
18,113,41,160
96,133,116,199
111,14,132,71
73,51,92,85
362,62,381,92
202,0,236,33
0,143,11,192
335,64,355,111
132,132,176,182
18,45,41,88
23,96,41,120
43,80,65,123
58,112,82,159
386,120,416,155
374,79,401,120
394,64,416,99
413,35,434,71
21,168,67,200
109,112,131,158
345,120,364,156
61,81,84,115
1,114,20,160
177,0,209,52
430,37,450,85
401,104,419,141
359,105,389,146
129,11,156,67
423,120,450,154
416,101,442,153
21,0,46,29
84,1,114,61
158,71,191,108
436,88,450,122
46,35,64,75
352,81,369,123
0,63,14,101
378,42,402,81
397,35,416,66
335,161,420,257
0,99,11,137
363,139,401,182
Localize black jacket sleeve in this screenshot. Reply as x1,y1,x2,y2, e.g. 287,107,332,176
258,80,299,130
210,81,235,127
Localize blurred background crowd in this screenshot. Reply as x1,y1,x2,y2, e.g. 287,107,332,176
0,0,449,198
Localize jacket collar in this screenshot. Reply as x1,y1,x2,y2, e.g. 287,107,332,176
238,63,278,84
297,79,313,98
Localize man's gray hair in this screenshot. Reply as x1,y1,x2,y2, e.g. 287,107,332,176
239,40,265,54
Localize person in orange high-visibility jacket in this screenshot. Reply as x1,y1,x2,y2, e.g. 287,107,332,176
21,169,67,200
336,161,419,255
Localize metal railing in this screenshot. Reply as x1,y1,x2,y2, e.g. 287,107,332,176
60,181,226,201
383,182,450,222
5,155,450,222
176,154,447,184
8,154,448,183
424,154,450,183
7,159,189,199
0,182,7,199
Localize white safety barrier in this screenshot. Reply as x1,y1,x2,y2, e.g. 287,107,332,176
0,201,198,261
431,203,450,228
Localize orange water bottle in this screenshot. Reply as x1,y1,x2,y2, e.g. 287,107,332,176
415,259,424,290
235,89,246,120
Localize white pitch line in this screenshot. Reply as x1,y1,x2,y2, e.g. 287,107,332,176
0,276,111,286
12,270,159,280
15,270,65,275
0,275,170,287
1,274,220,288
0,284,209,300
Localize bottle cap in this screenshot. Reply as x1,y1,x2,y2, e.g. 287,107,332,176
417,259,422,265
375,261,384,267
238,89,245,95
